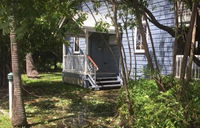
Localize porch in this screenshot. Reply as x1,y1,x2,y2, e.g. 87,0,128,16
63,54,122,89
62,32,122,89
62,13,122,89
176,55,200,80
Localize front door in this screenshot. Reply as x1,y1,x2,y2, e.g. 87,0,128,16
89,32,119,74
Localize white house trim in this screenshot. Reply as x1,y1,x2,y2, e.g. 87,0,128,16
134,20,148,54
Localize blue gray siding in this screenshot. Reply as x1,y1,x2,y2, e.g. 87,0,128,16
66,37,86,55
148,0,174,75
68,0,175,78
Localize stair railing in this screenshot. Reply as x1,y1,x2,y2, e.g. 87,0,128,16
87,56,99,82
63,54,99,87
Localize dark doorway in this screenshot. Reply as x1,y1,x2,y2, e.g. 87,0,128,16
89,32,119,75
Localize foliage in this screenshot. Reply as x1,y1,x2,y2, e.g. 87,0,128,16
0,31,10,87
161,75,178,89
184,80,200,126
95,21,110,33
0,113,11,128
0,0,87,73
118,79,187,128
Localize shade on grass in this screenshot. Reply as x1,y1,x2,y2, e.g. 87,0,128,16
0,72,119,127
22,72,119,127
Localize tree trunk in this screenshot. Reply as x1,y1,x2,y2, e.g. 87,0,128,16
178,3,198,127
131,0,154,71
131,29,137,80
180,2,198,81
137,17,154,70
10,15,28,127
122,15,133,77
145,15,160,73
186,10,197,81
110,0,134,123
172,1,179,76
131,0,166,92
26,52,39,78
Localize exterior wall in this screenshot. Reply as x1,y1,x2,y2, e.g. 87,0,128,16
148,0,174,75
62,72,86,87
79,37,87,54
66,37,87,55
81,0,175,79
63,37,87,86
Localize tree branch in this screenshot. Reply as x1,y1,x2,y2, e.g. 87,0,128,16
193,55,200,67
144,7,175,37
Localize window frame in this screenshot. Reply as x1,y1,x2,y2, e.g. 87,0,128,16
73,36,80,54
134,20,148,54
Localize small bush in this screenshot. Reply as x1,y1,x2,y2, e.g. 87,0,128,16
186,81,200,127
118,79,187,128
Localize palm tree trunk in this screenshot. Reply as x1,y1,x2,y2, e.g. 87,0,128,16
10,15,28,127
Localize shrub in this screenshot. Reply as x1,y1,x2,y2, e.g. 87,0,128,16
186,80,200,127
118,79,187,128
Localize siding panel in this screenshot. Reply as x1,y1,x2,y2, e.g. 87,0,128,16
78,0,174,79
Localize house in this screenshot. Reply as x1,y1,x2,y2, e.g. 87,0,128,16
62,12,122,89
62,0,200,89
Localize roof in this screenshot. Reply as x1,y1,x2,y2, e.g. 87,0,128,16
76,12,115,34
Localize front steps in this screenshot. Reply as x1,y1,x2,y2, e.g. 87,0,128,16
95,73,122,89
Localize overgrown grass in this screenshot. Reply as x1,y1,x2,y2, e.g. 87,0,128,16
0,72,119,128
0,113,11,128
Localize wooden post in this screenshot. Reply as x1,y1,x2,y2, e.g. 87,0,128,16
7,72,13,118
63,44,66,71
85,30,89,74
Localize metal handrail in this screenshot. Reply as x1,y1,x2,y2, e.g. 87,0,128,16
87,56,99,70
86,55,98,83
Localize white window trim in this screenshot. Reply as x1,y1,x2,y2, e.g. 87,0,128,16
73,37,80,54
134,24,148,54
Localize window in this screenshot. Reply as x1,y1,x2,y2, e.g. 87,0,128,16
134,19,147,53
74,36,80,54
177,2,191,25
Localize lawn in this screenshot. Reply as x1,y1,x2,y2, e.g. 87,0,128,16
0,73,119,128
